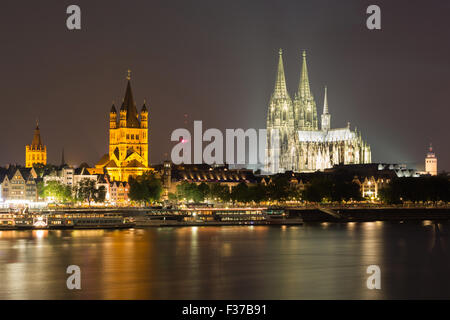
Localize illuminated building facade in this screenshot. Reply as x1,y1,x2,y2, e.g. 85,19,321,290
109,181,130,205
95,71,152,181
156,163,258,199
0,166,38,202
265,50,371,174
425,144,437,176
25,122,47,168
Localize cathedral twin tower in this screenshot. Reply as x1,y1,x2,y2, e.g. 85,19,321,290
265,49,371,173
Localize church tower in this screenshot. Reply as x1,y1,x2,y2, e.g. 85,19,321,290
265,49,372,174
321,86,331,131
108,70,148,167
425,143,437,176
139,100,149,163
294,51,318,131
25,121,47,168
96,70,151,181
265,49,297,173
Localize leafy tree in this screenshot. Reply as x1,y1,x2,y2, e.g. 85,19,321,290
168,192,178,202
379,176,450,204
75,178,105,205
330,180,362,202
33,164,46,178
198,182,210,202
231,182,250,203
128,172,162,205
302,173,362,203
248,184,267,203
176,181,192,201
266,176,292,202
96,186,106,203
209,183,231,202
302,177,331,203
175,181,210,202
379,185,400,204
38,180,73,203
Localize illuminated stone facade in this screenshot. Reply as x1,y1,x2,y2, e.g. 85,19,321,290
95,72,152,181
0,166,38,202
109,181,130,205
156,163,258,200
425,144,437,176
266,50,371,173
25,122,47,168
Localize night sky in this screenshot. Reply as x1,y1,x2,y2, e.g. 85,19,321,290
0,0,448,171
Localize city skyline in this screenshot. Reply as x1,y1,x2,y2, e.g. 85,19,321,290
0,1,448,171
0,1,449,304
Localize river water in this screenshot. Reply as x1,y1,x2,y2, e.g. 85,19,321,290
0,221,449,299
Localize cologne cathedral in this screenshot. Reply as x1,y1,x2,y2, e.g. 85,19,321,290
265,50,371,174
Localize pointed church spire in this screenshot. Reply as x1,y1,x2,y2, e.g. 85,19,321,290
31,121,43,147
110,101,117,114
141,99,148,112
273,49,290,99
299,50,312,98
320,86,331,131
323,86,329,114
121,70,140,128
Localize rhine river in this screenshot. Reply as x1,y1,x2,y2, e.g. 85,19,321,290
0,221,449,299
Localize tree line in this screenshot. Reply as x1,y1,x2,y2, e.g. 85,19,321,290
37,167,450,206
379,175,450,204
38,178,106,205
170,175,302,204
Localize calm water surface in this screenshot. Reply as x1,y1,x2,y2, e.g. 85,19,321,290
0,221,449,299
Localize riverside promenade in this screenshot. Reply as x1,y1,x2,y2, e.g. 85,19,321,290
2,204,448,223
287,204,450,222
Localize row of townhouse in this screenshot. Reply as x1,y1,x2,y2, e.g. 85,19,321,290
0,166,38,203
43,165,130,205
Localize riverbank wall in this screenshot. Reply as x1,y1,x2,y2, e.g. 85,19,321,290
288,207,450,222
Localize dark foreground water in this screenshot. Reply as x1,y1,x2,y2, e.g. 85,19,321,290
0,221,449,299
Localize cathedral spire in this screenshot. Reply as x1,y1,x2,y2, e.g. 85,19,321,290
273,49,290,99
321,86,331,131
323,86,329,114
299,51,312,98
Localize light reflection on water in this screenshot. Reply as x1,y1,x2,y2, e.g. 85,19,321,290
0,222,449,299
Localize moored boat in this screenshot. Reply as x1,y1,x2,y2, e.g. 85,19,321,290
0,212,135,230
263,207,303,225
